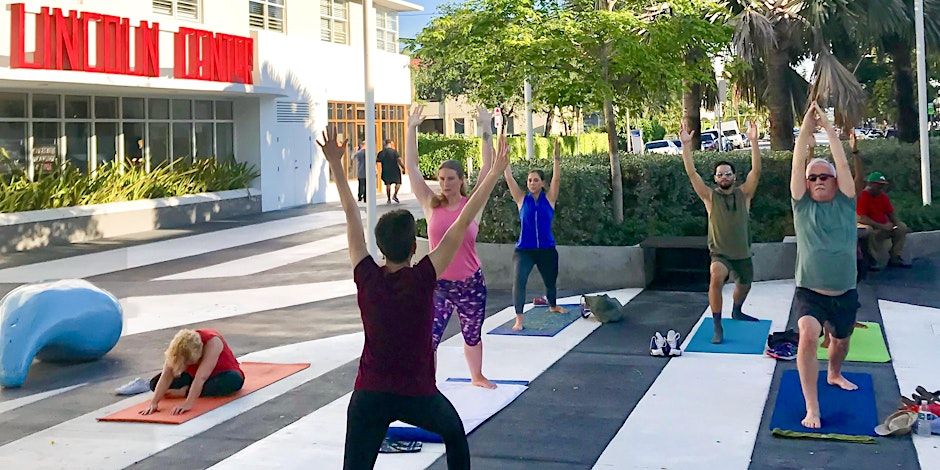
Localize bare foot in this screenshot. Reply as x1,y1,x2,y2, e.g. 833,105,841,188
549,306,568,314
166,387,188,398
471,377,498,389
827,374,859,391
801,412,821,429
512,320,524,331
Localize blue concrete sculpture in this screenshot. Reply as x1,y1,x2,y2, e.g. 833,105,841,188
0,279,123,388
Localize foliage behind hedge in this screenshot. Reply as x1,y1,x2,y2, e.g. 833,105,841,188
419,139,940,246
417,133,609,179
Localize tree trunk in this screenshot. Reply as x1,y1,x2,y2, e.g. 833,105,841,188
604,98,623,223
682,82,703,150
766,48,795,151
544,107,555,137
884,35,918,143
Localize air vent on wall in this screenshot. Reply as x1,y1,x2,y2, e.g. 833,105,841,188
276,101,310,123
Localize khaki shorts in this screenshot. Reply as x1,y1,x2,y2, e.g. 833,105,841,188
711,254,754,285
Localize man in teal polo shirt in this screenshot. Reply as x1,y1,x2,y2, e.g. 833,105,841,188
790,103,860,430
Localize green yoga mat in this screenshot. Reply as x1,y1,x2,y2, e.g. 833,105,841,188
817,321,891,363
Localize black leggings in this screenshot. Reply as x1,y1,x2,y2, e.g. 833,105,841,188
513,248,559,314
343,390,469,470
358,178,367,201
149,370,245,397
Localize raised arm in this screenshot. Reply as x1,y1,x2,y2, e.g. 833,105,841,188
429,136,510,274
318,127,369,267
547,138,562,206
815,104,855,198
791,104,818,200
475,106,494,185
404,105,435,207
503,159,525,208
740,121,762,199
679,124,711,203
849,130,866,195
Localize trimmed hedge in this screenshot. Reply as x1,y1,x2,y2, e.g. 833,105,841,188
417,133,609,179
419,139,940,246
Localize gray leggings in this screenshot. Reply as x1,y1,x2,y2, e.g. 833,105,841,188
513,248,559,314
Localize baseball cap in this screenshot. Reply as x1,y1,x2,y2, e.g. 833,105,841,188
866,172,888,184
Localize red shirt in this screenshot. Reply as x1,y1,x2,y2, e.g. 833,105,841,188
857,189,894,225
353,256,437,396
185,329,243,378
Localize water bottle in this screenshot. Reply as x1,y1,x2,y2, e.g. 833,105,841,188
918,401,932,437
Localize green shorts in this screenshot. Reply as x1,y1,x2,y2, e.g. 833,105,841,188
711,254,753,285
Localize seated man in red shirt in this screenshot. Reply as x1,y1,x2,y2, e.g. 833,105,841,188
857,171,911,269
317,126,509,470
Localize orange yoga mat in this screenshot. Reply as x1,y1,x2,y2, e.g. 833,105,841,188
98,362,310,425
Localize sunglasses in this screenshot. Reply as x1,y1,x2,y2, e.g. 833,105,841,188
807,174,835,182
715,172,735,178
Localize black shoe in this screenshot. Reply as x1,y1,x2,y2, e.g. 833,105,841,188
393,196,400,204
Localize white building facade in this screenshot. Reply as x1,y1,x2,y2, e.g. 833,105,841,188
0,0,418,211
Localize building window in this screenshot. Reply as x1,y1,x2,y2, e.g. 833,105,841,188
320,0,348,44
153,0,200,21
327,101,406,181
250,0,285,32
0,94,236,178
376,7,399,52
454,118,465,135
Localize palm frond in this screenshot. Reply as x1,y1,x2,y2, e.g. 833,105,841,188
731,8,778,62
809,50,867,128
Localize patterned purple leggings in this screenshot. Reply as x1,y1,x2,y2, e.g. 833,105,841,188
431,269,487,349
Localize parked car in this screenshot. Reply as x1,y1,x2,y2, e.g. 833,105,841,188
644,139,681,155
720,121,746,148
701,130,732,151
700,132,719,151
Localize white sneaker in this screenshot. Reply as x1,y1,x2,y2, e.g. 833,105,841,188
666,330,682,356
115,377,151,396
650,332,667,357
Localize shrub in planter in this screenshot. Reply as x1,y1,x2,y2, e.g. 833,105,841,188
0,157,259,213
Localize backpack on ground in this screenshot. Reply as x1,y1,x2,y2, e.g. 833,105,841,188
582,294,624,323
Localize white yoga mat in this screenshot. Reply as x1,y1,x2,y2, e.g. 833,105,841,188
388,379,528,440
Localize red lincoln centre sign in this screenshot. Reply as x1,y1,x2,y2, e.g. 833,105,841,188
9,3,254,84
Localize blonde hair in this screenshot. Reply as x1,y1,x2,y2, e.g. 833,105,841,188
165,329,203,375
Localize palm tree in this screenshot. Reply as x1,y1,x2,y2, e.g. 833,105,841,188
861,0,940,142
723,0,868,150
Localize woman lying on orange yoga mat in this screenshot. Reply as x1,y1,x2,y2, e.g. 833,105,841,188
140,328,245,416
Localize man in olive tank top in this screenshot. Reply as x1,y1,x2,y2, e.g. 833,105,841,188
680,122,763,344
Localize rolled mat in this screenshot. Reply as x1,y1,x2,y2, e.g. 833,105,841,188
769,370,878,438
98,362,310,424
488,304,582,337
817,322,891,363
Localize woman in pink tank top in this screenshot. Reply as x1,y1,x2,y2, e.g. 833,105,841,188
404,105,497,389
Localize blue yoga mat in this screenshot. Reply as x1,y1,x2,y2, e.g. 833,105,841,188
685,318,772,355
488,304,583,337
769,370,878,436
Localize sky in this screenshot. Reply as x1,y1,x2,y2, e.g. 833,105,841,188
399,0,449,40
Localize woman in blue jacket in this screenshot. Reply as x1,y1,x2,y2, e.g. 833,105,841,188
503,139,566,331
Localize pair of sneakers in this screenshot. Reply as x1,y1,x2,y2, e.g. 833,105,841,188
650,330,682,357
